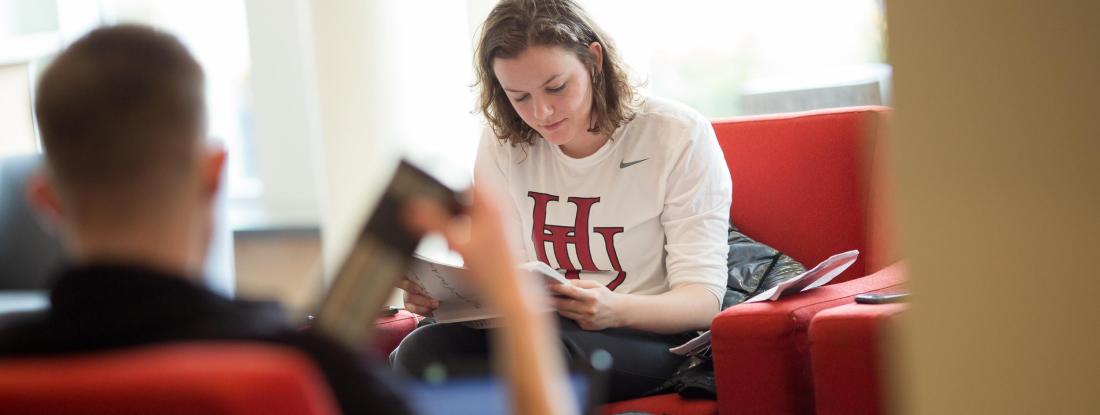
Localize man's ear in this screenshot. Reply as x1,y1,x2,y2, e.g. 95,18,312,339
25,169,64,226
587,41,604,75
199,146,227,201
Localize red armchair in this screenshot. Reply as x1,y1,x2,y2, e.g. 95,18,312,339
0,343,340,415
706,106,902,415
379,106,903,415
605,106,902,415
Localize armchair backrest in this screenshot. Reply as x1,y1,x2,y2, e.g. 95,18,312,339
712,106,896,283
0,343,340,415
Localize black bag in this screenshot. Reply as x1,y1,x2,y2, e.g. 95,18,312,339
652,223,806,399
721,223,807,309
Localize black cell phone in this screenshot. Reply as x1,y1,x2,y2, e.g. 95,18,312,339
854,292,910,304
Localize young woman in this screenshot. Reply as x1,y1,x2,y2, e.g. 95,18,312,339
394,0,732,401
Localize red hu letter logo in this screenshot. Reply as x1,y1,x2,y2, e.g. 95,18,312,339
528,191,626,290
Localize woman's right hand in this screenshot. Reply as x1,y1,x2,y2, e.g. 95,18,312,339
398,278,439,316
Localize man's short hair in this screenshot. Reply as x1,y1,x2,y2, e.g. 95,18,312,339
34,25,205,208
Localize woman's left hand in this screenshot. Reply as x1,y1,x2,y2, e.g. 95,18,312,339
549,280,622,331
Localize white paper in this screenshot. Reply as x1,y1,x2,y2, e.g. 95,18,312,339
669,330,711,355
743,250,859,303
405,255,483,307
404,255,567,324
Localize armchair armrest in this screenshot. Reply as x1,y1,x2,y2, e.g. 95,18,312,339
810,302,908,415
710,261,907,415
373,310,423,358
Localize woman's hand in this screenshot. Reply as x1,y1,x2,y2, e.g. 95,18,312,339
405,181,575,415
549,280,623,331
397,278,438,316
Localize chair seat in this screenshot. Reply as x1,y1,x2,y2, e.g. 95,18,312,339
374,310,423,357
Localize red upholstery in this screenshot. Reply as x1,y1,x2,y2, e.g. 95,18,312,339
0,343,339,415
710,262,905,415
605,107,900,414
713,107,893,283
810,302,908,415
374,310,423,357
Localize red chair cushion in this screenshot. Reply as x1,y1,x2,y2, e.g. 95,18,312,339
373,310,422,357
710,261,907,415
713,107,891,284
810,302,909,415
0,343,339,415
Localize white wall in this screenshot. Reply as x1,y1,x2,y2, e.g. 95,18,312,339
303,0,399,286
0,63,35,157
301,0,480,287
242,0,320,228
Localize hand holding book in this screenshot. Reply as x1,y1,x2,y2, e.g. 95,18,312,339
312,161,574,415
397,278,439,316
403,180,576,415
402,184,549,316
399,183,517,318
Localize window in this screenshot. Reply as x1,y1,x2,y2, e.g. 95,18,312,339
4,0,887,219
0,0,58,157
0,0,244,295
0,0,259,199
465,0,888,118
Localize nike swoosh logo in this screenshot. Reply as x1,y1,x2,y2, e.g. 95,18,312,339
620,158,649,169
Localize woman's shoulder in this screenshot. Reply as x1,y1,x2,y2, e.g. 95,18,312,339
620,96,712,148
631,96,710,129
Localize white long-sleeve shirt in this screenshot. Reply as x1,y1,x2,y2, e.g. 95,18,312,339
476,96,732,304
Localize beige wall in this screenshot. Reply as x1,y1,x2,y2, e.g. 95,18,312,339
888,1,1100,414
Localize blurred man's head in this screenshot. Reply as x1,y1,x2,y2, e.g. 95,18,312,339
29,25,224,273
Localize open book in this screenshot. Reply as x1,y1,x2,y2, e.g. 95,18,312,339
404,255,569,327
669,250,860,355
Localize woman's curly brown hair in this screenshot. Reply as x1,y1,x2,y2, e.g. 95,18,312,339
474,0,639,147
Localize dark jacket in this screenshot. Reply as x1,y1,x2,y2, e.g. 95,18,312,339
0,263,412,415
656,224,806,399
